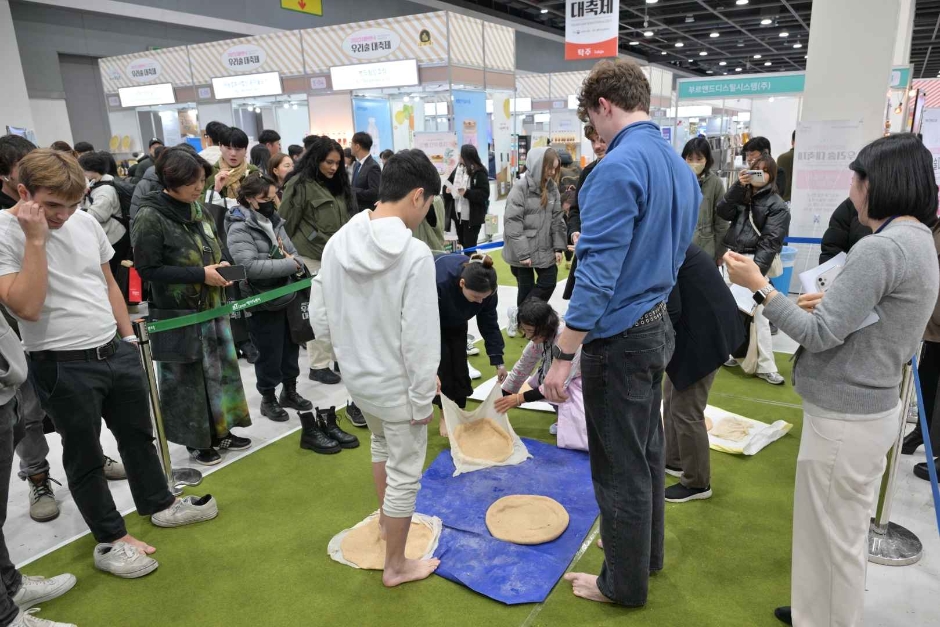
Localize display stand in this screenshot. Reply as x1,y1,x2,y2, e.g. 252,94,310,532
868,363,923,566
133,320,203,496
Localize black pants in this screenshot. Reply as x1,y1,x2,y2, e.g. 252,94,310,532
248,308,300,395
511,264,558,306
0,402,23,626
457,220,481,253
109,231,131,280
919,340,940,450
30,341,175,543
580,316,670,606
435,324,471,409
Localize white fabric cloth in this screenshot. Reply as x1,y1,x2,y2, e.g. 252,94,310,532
791,401,900,627
298,257,335,370
361,410,429,518
0,210,116,352
83,175,126,245
311,211,441,423
723,261,778,374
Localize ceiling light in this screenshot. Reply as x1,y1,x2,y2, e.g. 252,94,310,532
764,61,772,66
291,103,298,109
724,72,729,75
661,51,668,55
719,61,727,66
735,67,743,72
675,42,684,48
403,96,410,102
753,54,762,59
779,31,789,37
706,70,714,74
630,41,640,46
710,32,720,38
793,42,802,49
737,41,745,47
685,15,695,23
736,0,749,4
283,102,290,109
646,0,658,3
910,88,918,97
699,51,708,56
644,30,654,37
760,18,772,25
540,8,548,13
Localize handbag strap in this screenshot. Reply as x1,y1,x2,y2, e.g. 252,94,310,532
747,206,762,238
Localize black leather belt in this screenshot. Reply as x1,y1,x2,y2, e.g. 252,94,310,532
632,301,667,328
29,339,120,363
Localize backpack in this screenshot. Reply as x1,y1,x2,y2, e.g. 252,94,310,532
91,178,134,227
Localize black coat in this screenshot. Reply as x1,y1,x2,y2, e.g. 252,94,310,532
667,244,745,391
562,159,598,300
351,155,381,212
443,168,489,229
819,198,872,263
716,183,790,275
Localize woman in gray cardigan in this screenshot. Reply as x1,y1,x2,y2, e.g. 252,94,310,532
725,133,940,627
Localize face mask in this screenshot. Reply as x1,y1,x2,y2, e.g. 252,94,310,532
256,201,277,218
688,162,706,176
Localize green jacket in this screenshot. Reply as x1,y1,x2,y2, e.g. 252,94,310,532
413,196,446,252
776,149,794,201
277,175,351,260
132,191,224,311
691,170,730,262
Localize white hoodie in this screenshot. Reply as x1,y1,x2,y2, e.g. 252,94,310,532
311,211,441,423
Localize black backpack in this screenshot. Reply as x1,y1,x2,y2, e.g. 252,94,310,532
91,178,134,227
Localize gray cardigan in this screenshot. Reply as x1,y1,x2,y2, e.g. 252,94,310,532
763,220,939,416
502,176,566,269
0,314,26,406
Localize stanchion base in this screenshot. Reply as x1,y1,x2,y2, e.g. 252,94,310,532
171,467,203,495
868,519,923,566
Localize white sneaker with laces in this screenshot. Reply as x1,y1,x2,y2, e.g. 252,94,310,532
93,542,158,579
11,608,76,627
467,361,482,380
757,372,785,386
466,334,480,356
507,307,518,338
12,574,76,608
151,495,219,528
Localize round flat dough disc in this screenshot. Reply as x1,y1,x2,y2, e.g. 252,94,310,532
453,418,514,463
486,495,570,545
340,517,434,570
705,416,714,432
710,417,752,442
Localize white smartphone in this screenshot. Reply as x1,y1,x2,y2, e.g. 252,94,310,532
815,265,843,292
744,170,766,184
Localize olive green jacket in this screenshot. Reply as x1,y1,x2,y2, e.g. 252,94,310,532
691,170,730,262
277,175,352,261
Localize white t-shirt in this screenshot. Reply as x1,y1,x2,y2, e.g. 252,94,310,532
0,210,117,352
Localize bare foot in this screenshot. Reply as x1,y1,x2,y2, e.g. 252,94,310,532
564,573,613,603
596,538,604,550
439,421,448,438
382,558,441,587
118,534,156,555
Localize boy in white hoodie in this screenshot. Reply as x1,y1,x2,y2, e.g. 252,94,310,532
311,149,442,587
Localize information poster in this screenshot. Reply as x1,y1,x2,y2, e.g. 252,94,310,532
565,0,620,61
452,90,488,150
492,93,513,197
391,98,415,151
921,109,940,207
352,98,393,158
414,131,458,177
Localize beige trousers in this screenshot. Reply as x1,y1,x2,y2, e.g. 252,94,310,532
299,256,335,370
362,411,428,519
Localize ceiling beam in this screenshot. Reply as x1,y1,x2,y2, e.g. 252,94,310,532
692,0,803,70
779,0,810,31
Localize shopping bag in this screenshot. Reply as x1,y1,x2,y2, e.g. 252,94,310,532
286,283,315,345
127,267,142,303
556,377,588,452
740,317,760,375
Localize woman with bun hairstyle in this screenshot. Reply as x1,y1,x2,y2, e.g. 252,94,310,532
434,252,507,436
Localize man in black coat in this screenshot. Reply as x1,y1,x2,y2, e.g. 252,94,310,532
819,198,872,263
663,244,745,503
350,132,381,212
563,124,607,300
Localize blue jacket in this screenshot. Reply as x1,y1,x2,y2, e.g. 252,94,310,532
566,121,700,340
435,253,504,366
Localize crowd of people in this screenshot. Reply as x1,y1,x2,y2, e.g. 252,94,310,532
0,56,936,627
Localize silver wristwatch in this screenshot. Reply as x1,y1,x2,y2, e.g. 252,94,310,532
753,284,776,305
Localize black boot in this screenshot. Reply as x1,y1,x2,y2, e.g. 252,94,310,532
774,607,792,625
346,402,367,428
309,367,341,385
279,380,313,411
260,392,289,422
299,412,341,454
319,406,360,449
901,426,924,455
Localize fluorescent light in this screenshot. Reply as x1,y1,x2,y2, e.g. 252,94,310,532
764,61,772,66
283,102,290,109
646,0,658,3
661,51,668,55
675,42,684,48
644,30,654,37
540,8,548,13
118,83,175,107
754,54,762,59
719,61,727,66
710,32,720,38
630,41,640,46
699,51,708,56
254,107,261,113
760,18,772,25
330,59,419,91
779,31,789,37
212,72,282,99
735,67,743,72
793,42,802,49
736,0,749,4
706,70,714,74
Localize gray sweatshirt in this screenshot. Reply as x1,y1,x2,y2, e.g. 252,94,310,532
0,313,26,406
763,220,939,417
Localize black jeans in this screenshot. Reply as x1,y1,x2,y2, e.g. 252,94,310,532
30,341,175,543
580,316,670,606
511,264,558,306
457,220,482,252
0,402,23,627
248,308,300,395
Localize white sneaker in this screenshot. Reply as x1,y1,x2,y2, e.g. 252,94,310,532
468,361,482,380
549,423,558,435
757,372,785,386
93,542,158,579
507,307,518,338
466,334,480,356
103,456,126,481
151,495,219,528
724,358,739,368
11,608,76,627
12,574,76,607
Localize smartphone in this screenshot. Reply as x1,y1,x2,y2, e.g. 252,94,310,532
217,265,247,282
745,170,766,184
815,265,842,292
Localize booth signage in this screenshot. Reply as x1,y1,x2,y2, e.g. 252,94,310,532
126,57,162,83
118,83,175,107
212,72,283,99
330,59,419,91
197,87,211,99
281,0,322,16
310,77,328,90
890,66,911,90
565,0,620,60
679,74,805,99
343,28,402,60
414,131,458,176
221,44,267,72
107,96,120,107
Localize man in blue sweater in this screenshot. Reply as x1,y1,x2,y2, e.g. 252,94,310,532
543,59,700,606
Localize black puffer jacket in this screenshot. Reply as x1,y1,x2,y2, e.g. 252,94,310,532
819,198,872,263
716,182,790,275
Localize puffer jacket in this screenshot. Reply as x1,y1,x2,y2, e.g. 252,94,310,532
224,205,303,311
691,169,729,262
502,147,566,269
716,182,790,275
278,175,353,261
819,198,872,263
130,166,162,238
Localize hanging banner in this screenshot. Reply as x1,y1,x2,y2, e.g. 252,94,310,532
452,90,488,149
414,131,459,177
391,99,415,151
920,108,940,203
352,98,393,159
565,0,620,61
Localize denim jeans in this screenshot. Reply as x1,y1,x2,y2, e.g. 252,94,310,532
511,264,558,306
580,315,670,606
0,401,23,627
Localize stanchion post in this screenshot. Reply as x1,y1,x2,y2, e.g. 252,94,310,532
133,319,203,496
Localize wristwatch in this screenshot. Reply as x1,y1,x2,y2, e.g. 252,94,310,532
552,345,577,362
753,284,776,305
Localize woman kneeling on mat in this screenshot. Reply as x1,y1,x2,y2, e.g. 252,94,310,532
435,253,506,436
495,300,585,450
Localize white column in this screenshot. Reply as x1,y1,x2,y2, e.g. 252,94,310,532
0,0,35,132
894,0,915,65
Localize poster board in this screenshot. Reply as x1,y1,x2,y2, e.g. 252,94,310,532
414,131,458,177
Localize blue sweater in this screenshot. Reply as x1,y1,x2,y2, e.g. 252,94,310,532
566,121,700,340
435,254,505,366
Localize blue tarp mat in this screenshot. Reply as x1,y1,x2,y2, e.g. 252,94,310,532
415,438,599,605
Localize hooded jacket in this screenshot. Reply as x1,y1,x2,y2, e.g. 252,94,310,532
310,211,440,423
130,166,162,237
716,182,790,275
502,147,566,269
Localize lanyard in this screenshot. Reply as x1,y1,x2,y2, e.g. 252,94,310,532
875,216,899,234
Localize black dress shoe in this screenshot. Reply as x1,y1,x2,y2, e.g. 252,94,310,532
261,394,289,422
902,428,924,455
914,458,940,481
319,407,360,449
309,367,341,385
774,606,792,625
279,381,313,411
299,412,341,454
334,362,341,375
346,402,367,428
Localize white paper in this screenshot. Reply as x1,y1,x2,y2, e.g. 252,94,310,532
798,253,879,330
730,283,758,315
470,377,556,413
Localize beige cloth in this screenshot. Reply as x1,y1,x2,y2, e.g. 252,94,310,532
361,410,428,519
300,257,335,370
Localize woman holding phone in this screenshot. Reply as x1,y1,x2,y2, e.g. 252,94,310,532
134,147,252,466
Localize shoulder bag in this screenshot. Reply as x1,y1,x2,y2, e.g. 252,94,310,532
747,209,783,278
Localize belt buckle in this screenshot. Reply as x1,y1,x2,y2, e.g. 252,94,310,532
95,344,110,361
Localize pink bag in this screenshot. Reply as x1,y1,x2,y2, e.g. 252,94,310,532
556,377,588,452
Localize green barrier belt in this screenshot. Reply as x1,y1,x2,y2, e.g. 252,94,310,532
144,278,312,335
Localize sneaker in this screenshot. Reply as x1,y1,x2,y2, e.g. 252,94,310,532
665,483,712,503
774,606,793,625
260,394,289,422
724,358,739,368
11,608,76,627
188,448,222,466
549,423,558,435
320,407,360,449
151,495,219,528
103,456,126,481
27,475,60,523
466,334,480,356
757,372,785,386
216,433,251,451
468,361,482,380
279,383,313,411
346,402,367,428
507,307,518,338
309,367,341,385
665,465,683,478
12,574,76,607
93,542,158,579
914,458,940,481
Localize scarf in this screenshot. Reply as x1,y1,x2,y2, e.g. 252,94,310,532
219,159,249,199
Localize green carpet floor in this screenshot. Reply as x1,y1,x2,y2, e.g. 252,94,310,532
27,333,802,627
489,252,571,288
